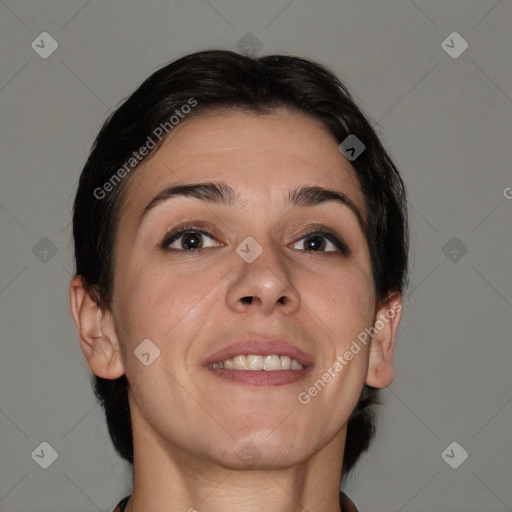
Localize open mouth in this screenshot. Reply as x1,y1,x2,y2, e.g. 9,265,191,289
208,354,305,371
203,337,313,386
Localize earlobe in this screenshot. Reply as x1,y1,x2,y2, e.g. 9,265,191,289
365,292,403,389
69,275,126,380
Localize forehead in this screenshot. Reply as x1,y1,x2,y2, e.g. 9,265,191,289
119,110,366,227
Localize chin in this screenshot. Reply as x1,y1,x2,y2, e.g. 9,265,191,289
212,442,306,471
215,428,309,470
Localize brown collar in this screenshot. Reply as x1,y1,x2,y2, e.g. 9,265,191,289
340,490,360,512
115,492,359,512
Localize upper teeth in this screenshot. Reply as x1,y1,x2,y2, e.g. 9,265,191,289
209,354,305,370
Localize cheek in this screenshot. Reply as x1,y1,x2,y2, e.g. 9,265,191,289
296,266,374,424
301,261,376,344
114,259,226,344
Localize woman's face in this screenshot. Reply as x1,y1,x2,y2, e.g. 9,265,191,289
110,110,383,469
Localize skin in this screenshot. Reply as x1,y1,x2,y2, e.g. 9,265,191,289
70,110,402,512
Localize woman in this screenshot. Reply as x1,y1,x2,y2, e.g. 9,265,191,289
70,50,409,512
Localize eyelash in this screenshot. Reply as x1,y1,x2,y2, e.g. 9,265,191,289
160,224,350,256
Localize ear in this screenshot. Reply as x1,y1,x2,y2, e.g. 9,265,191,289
69,275,126,379
365,291,403,389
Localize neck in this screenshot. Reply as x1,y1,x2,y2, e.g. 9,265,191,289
124,410,346,512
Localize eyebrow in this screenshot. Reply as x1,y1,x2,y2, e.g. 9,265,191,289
137,181,367,231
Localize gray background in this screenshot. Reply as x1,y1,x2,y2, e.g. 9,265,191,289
1,0,511,511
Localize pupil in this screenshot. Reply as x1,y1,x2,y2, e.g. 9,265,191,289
183,233,201,249
306,235,324,251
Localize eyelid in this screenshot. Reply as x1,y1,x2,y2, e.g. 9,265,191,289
160,222,350,255
160,223,221,250
292,224,350,256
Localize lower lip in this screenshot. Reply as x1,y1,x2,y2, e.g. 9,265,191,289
206,368,311,386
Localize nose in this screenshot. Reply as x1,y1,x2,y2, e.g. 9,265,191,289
225,238,301,316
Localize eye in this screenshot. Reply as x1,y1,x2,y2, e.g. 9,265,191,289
291,229,350,256
160,224,350,256
161,226,221,252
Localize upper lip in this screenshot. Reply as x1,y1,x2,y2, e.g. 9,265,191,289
203,336,314,368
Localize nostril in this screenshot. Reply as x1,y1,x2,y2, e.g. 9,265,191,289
241,296,254,305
